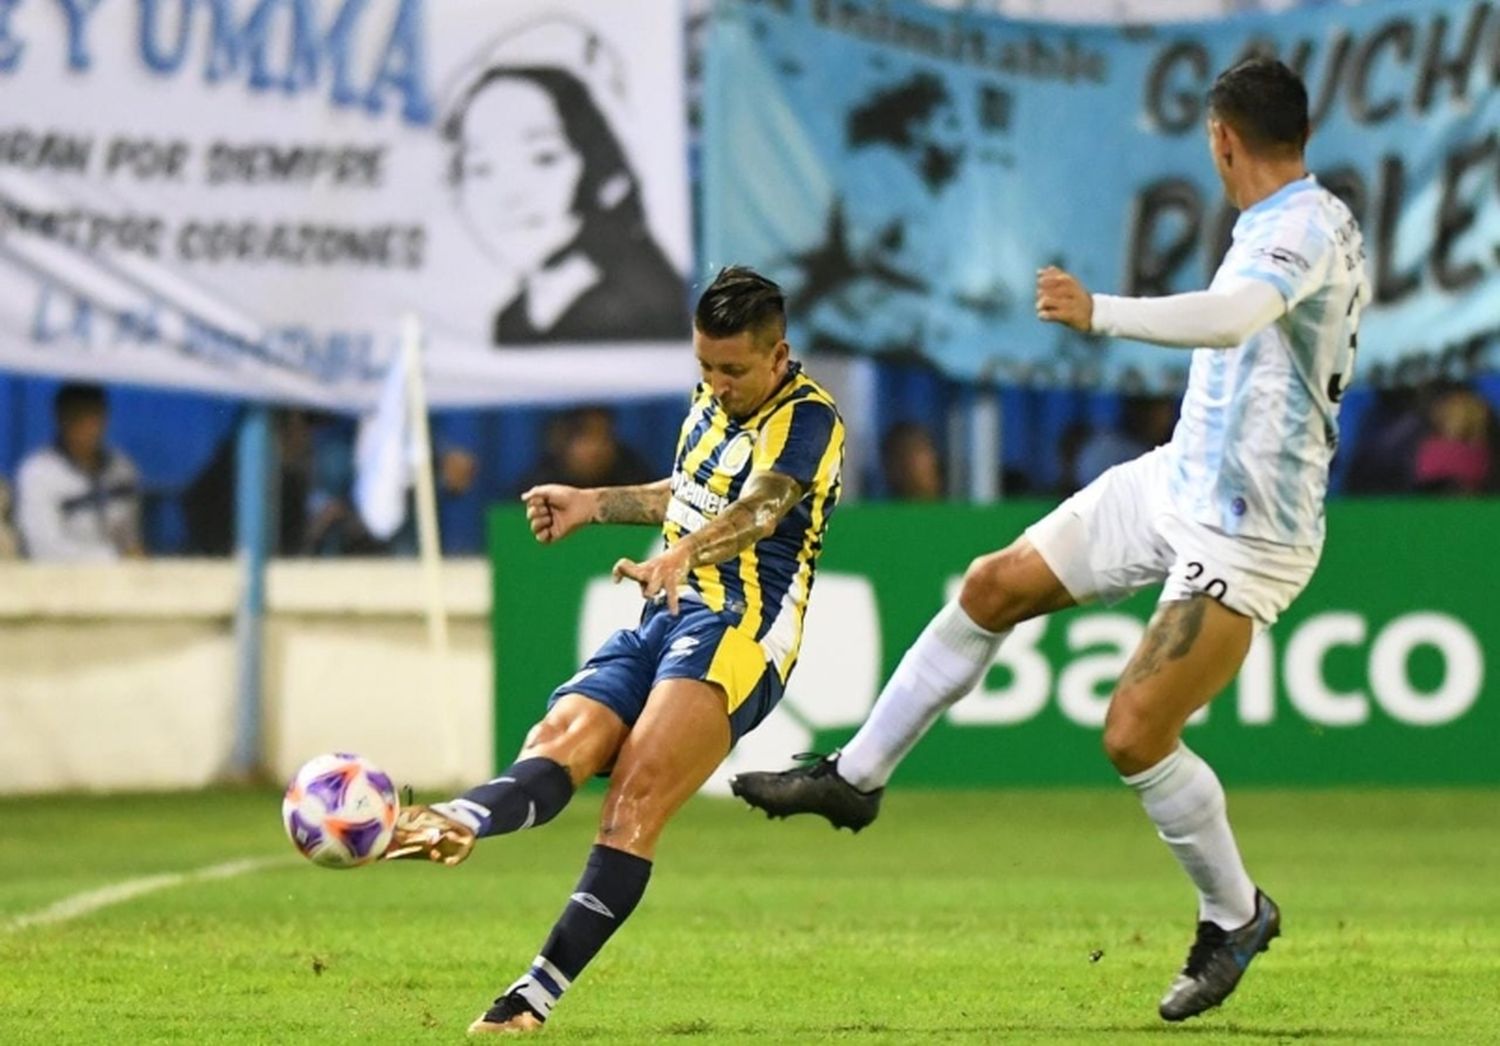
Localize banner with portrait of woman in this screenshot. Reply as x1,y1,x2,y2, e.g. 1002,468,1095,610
0,0,695,407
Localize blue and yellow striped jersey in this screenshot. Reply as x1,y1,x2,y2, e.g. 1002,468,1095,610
662,362,844,681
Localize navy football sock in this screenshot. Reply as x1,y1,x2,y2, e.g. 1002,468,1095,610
439,757,574,838
506,844,653,1020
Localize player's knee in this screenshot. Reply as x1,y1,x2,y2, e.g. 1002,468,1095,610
522,715,564,751
522,702,618,768
524,702,586,745
1101,700,1171,774
1102,721,1151,774
958,547,1030,631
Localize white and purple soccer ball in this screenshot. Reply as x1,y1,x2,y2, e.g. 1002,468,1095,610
282,753,400,869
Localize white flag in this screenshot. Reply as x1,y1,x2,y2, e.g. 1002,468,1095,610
354,342,414,541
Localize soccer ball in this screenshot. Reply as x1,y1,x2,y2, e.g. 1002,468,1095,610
282,753,400,869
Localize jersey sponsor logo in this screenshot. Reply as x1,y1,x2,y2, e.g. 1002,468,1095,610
666,496,709,534
671,473,729,516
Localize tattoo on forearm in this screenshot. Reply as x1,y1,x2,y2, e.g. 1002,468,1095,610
1118,595,1208,689
682,472,804,568
594,480,670,525
684,502,770,566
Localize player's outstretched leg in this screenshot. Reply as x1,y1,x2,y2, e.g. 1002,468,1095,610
731,537,1071,829
1105,594,1274,1020
470,679,730,1034
384,696,626,865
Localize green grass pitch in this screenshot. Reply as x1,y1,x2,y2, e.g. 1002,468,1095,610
2,788,1496,1044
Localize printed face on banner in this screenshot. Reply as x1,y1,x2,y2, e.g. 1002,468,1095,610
443,19,689,348
454,79,587,274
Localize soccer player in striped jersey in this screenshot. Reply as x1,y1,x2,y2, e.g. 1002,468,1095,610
733,58,1371,1022
382,266,844,1034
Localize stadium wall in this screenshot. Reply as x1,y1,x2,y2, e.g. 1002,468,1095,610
0,560,493,795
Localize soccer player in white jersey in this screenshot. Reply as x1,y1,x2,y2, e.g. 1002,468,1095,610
733,58,1371,1022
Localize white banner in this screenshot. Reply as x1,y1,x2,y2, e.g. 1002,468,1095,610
0,0,695,407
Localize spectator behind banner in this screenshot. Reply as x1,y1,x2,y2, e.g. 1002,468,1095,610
515,406,654,494
879,421,944,500
0,476,19,558
1073,393,1178,491
444,21,686,346
15,383,143,561
1413,384,1495,495
182,410,317,556
1343,385,1425,494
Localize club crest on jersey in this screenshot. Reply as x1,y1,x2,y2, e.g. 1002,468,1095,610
718,432,754,475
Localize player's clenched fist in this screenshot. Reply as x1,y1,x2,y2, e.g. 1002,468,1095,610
521,484,596,544
1036,266,1094,333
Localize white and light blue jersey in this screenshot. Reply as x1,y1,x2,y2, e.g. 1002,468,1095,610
1167,175,1370,546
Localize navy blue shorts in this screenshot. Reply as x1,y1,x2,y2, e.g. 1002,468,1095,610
548,600,785,744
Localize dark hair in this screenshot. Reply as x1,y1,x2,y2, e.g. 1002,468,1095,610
54,382,107,423
445,66,653,250
1207,58,1309,156
694,266,786,342
561,404,614,435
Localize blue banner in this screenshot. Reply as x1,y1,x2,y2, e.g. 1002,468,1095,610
704,0,1500,389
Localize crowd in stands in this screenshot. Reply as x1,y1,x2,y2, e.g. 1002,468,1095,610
3,383,143,562
0,370,1495,562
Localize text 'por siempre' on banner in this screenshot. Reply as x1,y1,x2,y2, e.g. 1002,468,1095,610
703,0,1500,390
0,0,696,409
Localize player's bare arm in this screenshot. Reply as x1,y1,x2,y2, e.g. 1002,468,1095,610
612,470,805,614
522,479,671,544
594,480,672,524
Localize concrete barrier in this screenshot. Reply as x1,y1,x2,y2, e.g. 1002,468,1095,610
0,559,492,794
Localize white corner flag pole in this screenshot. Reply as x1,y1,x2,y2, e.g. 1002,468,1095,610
401,313,463,786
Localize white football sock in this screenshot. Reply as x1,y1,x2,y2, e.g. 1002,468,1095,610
1123,744,1257,929
838,601,1007,792
507,961,563,1020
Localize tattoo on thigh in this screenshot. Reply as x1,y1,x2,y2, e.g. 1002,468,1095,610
1119,595,1209,689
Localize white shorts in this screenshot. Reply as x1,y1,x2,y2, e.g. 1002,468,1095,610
1025,447,1321,628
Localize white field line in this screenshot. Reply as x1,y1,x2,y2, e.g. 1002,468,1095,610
3,855,289,934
